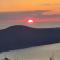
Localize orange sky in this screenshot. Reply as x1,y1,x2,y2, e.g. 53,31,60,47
0,0,60,14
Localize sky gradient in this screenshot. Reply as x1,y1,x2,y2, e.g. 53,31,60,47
0,10,60,29
0,0,60,13
0,0,60,29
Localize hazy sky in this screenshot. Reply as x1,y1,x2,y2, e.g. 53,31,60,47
0,0,60,13
0,10,60,29
0,0,60,29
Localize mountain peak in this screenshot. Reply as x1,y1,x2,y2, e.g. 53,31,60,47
0,25,60,52
6,25,31,29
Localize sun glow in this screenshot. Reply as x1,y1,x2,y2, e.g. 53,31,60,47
27,19,34,24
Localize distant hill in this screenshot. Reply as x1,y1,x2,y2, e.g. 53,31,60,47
0,25,60,52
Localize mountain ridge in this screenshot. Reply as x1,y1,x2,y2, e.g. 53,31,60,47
0,25,60,52
1,25,60,31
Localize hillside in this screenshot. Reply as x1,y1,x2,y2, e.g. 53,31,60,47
0,25,60,52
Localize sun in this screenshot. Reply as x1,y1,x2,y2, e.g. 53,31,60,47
27,19,34,24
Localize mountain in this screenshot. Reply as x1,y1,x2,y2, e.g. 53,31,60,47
0,25,60,52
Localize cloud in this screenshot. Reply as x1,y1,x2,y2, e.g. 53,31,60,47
0,43,60,60
0,10,48,20
0,10,60,29
0,10,60,21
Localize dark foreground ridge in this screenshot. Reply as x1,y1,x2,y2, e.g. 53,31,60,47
0,25,60,52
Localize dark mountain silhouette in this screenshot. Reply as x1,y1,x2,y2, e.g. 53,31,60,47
0,25,60,52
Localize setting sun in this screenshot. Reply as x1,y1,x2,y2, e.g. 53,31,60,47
27,19,34,24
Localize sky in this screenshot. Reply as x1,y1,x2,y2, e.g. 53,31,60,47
0,0,60,13
0,0,60,29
